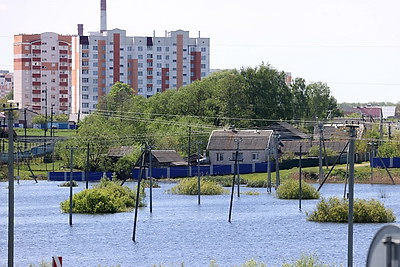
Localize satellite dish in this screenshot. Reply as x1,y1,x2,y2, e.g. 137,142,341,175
366,224,400,267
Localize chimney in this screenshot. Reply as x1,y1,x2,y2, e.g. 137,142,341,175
77,24,84,36
100,0,107,33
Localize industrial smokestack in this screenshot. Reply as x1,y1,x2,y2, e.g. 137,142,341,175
100,0,107,33
77,24,84,36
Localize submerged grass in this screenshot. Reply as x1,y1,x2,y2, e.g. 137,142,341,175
166,178,226,195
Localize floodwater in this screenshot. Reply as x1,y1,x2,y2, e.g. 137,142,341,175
1,180,400,267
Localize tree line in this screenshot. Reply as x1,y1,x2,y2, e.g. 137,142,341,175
58,63,341,174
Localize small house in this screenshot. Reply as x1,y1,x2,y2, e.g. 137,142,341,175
207,129,273,165
150,150,187,168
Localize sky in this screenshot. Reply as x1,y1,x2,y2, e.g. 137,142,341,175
1,0,399,104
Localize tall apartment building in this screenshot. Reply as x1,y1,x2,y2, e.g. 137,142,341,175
13,32,73,114
72,28,210,114
13,0,210,116
0,70,13,99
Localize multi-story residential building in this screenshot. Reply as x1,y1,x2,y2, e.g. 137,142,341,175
14,0,210,116
0,70,13,99
71,27,210,114
13,32,72,114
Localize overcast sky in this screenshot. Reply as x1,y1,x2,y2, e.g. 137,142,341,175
1,0,399,103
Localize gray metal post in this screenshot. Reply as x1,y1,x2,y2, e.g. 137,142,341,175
299,144,302,211
197,141,201,205
274,134,280,187
347,124,358,267
4,103,18,267
267,147,271,193
149,146,153,213
318,123,324,184
69,148,74,226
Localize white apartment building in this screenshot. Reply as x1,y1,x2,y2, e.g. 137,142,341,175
14,0,210,116
71,28,210,114
0,70,13,99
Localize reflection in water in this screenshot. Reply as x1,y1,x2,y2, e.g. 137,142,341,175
0,181,399,267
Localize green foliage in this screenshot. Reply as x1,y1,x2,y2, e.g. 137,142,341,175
282,253,333,267
32,114,46,124
276,179,320,199
204,175,247,187
246,179,268,188
307,196,396,223
308,146,337,157
378,141,400,157
167,178,226,195
60,178,145,214
58,180,78,187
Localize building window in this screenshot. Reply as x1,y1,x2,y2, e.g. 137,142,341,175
147,54,153,59
252,153,259,161
82,86,89,91
82,78,89,83
216,153,224,161
93,45,98,50
156,55,162,60
231,152,243,161
82,69,89,74
82,53,89,58
82,103,89,108
201,47,206,52
82,61,89,66
138,46,143,51
156,63,162,68
138,55,143,59
156,47,162,52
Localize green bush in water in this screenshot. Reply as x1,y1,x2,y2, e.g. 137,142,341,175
167,178,226,195
276,179,320,199
307,196,396,223
60,178,145,214
203,175,247,187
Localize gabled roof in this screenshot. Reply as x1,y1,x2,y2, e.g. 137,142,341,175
281,140,348,154
151,150,186,164
107,146,134,157
207,129,273,150
264,122,309,140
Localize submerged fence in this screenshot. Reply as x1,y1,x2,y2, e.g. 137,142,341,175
47,154,369,182
48,162,276,181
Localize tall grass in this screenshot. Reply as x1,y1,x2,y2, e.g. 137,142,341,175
276,179,320,199
166,178,226,195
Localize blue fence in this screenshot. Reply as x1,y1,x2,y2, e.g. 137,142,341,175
48,162,276,181
371,157,400,168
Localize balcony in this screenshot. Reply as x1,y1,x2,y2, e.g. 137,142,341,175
59,82,68,87
59,98,68,103
32,82,41,86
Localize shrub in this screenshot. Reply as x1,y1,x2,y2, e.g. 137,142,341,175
204,175,247,187
307,196,396,223
246,179,267,188
167,178,226,195
60,178,145,214
282,253,333,267
58,180,78,187
276,179,320,199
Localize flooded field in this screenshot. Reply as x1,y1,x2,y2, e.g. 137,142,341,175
1,180,399,267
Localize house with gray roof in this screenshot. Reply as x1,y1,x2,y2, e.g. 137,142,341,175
207,129,273,165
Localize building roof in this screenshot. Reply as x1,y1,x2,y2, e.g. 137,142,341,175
107,146,134,157
281,140,349,154
151,150,186,165
207,129,273,150
264,122,309,140
356,107,382,118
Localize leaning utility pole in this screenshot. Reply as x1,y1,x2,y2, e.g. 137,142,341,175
3,102,19,267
